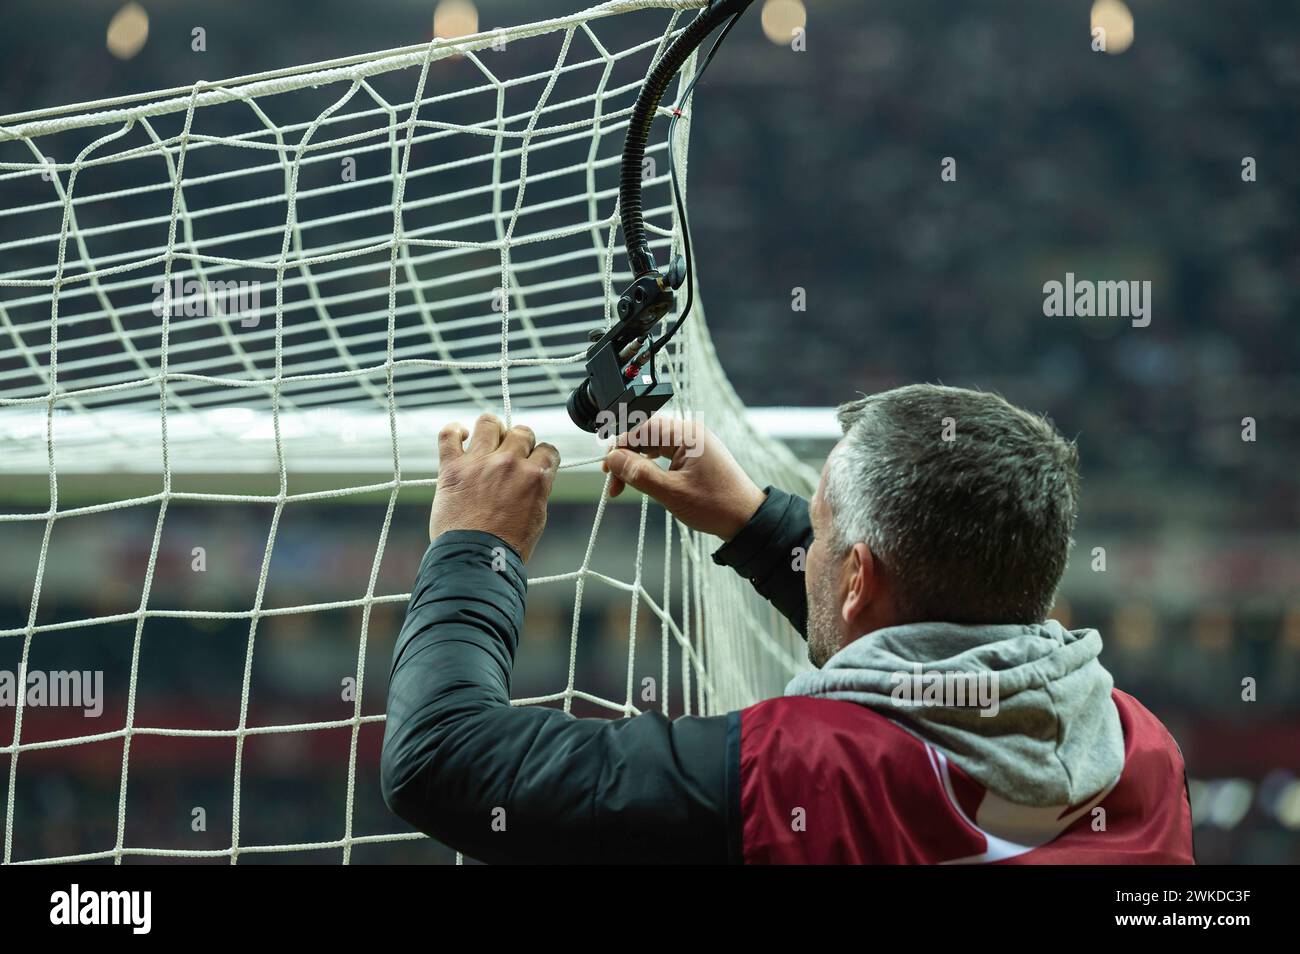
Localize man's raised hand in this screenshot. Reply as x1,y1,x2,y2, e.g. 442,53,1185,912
429,413,560,562
603,417,766,541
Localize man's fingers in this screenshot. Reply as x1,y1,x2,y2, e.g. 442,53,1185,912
601,458,624,498
438,422,469,463
614,415,695,459
530,440,561,473
500,423,537,458
605,448,672,499
467,413,505,455
531,442,561,498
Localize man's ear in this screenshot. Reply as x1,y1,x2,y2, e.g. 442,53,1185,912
840,542,875,625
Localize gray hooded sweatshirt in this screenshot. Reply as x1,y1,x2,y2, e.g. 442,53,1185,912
784,619,1125,808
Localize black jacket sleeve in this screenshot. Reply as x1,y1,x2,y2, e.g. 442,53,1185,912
711,486,813,638
380,530,737,864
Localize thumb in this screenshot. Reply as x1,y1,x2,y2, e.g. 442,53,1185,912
606,449,674,499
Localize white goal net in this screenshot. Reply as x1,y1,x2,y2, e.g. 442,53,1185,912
0,0,815,864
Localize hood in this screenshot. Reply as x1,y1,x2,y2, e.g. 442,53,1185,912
784,619,1124,808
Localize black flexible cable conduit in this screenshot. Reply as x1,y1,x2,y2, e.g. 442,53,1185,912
618,0,754,278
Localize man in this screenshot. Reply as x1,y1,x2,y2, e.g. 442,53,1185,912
381,384,1194,864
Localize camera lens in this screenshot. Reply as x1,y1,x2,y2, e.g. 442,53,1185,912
566,379,599,432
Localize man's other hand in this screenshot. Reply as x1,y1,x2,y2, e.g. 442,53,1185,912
603,417,765,541
429,413,560,562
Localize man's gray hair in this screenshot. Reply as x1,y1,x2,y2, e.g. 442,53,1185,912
824,384,1080,624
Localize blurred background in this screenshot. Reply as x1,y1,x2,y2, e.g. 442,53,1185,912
1,0,1297,864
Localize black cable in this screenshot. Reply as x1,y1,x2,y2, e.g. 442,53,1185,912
646,11,742,362
565,2,751,433
619,0,751,279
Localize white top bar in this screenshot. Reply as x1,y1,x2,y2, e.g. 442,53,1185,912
0,406,838,475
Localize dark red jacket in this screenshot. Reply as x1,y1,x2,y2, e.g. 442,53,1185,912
740,690,1193,864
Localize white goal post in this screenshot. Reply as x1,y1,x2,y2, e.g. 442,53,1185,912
0,1,819,863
